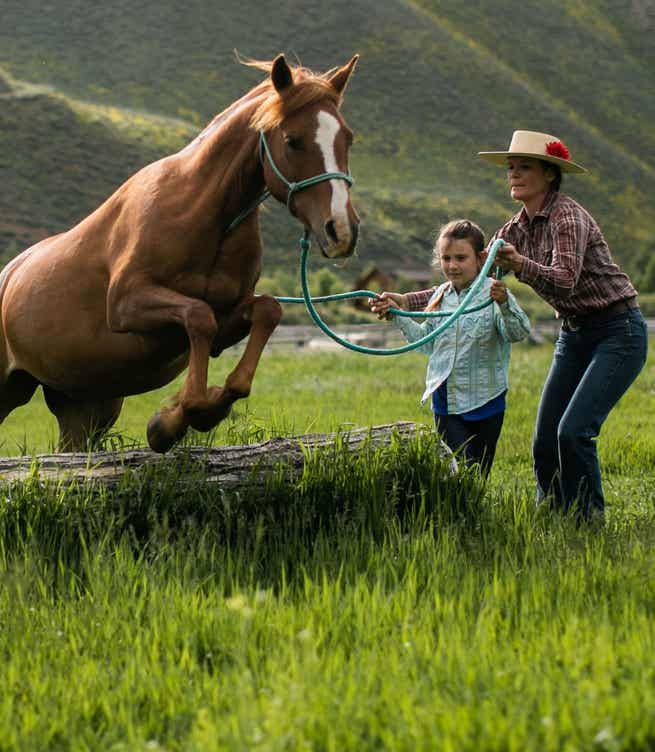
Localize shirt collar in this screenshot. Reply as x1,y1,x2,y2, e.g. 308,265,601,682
446,279,482,297
535,188,559,218
511,188,559,229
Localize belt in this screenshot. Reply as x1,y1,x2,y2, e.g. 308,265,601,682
562,297,639,331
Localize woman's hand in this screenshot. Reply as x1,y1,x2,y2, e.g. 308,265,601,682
494,243,525,274
490,278,508,305
368,291,407,320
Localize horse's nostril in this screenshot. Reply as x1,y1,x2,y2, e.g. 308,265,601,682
325,219,338,244
346,222,359,255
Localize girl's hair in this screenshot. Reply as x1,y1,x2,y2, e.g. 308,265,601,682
432,218,485,266
426,219,486,311
539,160,563,191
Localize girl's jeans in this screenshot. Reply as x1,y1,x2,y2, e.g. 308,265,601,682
434,411,504,478
533,309,648,520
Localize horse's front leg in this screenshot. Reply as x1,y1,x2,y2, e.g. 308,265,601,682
107,282,218,452
186,294,282,432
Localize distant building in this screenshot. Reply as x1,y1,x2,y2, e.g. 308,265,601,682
351,266,434,310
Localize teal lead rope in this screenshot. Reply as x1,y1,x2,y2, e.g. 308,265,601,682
274,236,505,356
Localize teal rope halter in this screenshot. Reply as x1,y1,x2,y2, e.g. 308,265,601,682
259,129,354,211
225,131,353,234
226,129,504,356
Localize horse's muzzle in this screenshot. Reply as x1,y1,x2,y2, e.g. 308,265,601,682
321,221,359,259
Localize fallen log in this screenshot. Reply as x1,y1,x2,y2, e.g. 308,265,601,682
0,422,457,488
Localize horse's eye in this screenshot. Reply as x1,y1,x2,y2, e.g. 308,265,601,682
285,136,303,151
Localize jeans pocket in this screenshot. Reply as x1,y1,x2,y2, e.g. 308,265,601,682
597,313,632,339
625,312,649,356
555,329,575,356
616,314,648,365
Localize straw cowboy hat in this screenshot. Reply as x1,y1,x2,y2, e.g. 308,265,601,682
478,130,586,173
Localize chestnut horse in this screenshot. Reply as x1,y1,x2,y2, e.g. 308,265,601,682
0,54,359,453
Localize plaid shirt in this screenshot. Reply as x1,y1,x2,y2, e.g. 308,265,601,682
406,191,636,317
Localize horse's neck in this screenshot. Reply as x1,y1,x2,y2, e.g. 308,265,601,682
181,91,267,230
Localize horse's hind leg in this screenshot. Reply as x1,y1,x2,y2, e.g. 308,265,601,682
42,387,124,452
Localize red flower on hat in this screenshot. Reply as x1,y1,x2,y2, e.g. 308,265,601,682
546,140,570,160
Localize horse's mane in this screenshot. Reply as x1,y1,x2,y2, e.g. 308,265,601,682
244,59,342,132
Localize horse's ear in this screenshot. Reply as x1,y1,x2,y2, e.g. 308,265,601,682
328,54,359,96
271,54,294,93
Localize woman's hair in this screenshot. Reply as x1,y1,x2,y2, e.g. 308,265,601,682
540,160,563,191
432,218,485,266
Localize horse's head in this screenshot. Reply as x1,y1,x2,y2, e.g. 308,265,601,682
253,55,360,259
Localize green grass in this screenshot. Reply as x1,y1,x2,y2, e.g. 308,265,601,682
0,340,654,749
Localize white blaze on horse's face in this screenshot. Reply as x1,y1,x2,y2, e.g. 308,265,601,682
314,110,355,257
315,111,349,218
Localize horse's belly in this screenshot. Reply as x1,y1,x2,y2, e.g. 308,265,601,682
7,309,190,398
1,246,194,396
62,334,191,398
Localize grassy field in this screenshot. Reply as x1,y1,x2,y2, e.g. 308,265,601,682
1,340,654,750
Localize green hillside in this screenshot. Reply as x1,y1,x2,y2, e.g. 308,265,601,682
1,0,653,291
0,72,182,260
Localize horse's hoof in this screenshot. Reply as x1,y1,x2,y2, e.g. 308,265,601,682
147,409,187,453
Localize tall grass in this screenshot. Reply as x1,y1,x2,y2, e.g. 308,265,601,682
0,342,654,750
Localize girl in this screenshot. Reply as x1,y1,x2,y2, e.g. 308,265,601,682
387,219,530,478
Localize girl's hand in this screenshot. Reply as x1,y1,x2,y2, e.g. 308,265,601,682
494,243,524,274
490,278,508,305
368,291,407,320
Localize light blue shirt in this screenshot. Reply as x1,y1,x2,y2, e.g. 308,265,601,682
394,278,531,412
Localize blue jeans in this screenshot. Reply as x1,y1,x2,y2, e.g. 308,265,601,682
533,309,648,520
434,411,504,478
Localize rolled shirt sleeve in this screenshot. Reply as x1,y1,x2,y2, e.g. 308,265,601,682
405,288,436,311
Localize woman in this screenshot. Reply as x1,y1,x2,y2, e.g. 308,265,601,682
371,131,648,522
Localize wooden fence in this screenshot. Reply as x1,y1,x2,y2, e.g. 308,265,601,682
262,318,654,351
